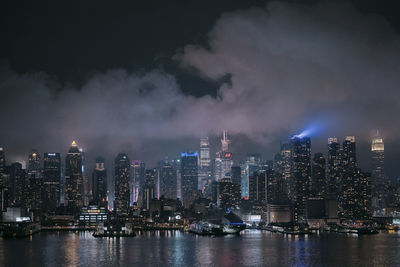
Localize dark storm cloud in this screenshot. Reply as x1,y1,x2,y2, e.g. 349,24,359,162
176,1,400,141
1,1,400,174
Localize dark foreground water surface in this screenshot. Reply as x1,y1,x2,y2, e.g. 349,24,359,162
1,230,400,266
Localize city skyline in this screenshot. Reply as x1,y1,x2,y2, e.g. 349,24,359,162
0,130,392,207
2,1,400,180
3,1,400,266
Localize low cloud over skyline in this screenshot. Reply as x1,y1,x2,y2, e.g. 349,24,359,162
1,1,400,176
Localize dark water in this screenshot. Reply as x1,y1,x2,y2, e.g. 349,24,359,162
1,230,400,266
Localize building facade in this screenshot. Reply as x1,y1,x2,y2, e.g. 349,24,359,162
181,152,198,208
114,153,131,216
65,141,84,210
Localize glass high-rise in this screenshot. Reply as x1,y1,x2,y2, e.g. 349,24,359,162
160,163,177,200
114,153,131,215
291,136,311,224
43,152,61,211
327,137,341,197
181,152,198,208
92,157,107,207
65,141,83,210
371,132,386,210
198,137,211,191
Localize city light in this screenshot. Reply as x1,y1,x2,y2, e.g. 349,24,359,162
292,124,320,139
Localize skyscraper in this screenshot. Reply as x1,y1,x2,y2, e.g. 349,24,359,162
159,163,177,200
241,154,262,198
231,166,241,185
43,152,61,211
198,137,211,191
266,169,288,204
92,157,107,207
80,147,90,206
217,177,241,210
65,141,84,210
340,136,358,221
311,153,325,198
114,153,131,215
215,130,233,181
358,171,372,221
327,137,341,197
9,162,26,207
274,143,292,200
142,168,156,210
291,136,311,224
371,132,386,210
181,152,198,208
249,170,266,204
26,150,42,211
131,160,145,205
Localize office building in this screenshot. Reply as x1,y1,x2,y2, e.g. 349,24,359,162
65,141,84,210
181,152,198,208
42,152,61,211
291,136,311,224
92,157,107,207
114,153,131,215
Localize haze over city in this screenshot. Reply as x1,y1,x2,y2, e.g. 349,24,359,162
1,1,400,178
2,1,400,266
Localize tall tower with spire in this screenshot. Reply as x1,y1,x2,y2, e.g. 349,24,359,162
65,140,83,210
371,130,386,210
221,129,230,152
198,137,212,193
215,130,233,181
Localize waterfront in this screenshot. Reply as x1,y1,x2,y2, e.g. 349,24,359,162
1,230,400,266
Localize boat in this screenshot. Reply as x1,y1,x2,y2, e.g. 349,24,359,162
329,224,378,235
188,221,224,236
189,210,246,236
351,227,378,235
1,222,41,238
93,222,136,237
222,211,246,234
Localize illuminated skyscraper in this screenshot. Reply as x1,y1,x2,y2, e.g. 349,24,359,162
79,147,90,206
327,137,341,197
65,141,84,210
311,153,325,198
241,154,262,198
28,150,41,175
358,171,372,220
340,136,358,221
131,160,145,204
25,150,42,211
198,137,211,191
181,152,198,208
371,132,386,210
92,157,107,207
142,168,156,210
160,163,177,200
217,177,241,210
215,130,233,181
291,136,311,224
114,153,131,215
221,129,230,152
274,143,292,199
249,170,266,204
231,166,241,185
266,169,288,204
43,152,61,211
9,162,26,207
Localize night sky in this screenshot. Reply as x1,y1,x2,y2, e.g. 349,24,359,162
1,0,400,178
